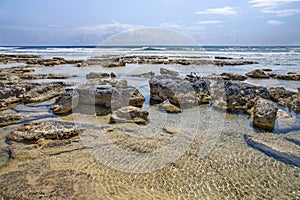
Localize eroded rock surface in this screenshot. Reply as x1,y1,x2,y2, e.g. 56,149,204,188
110,106,149,124
269,87,300,113
50,90,79,115
246,69,270,79
0,112,22,127
253,98,278,131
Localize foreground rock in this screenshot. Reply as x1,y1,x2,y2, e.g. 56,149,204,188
246,69,270,79
253,98,278,131
244,133,300,167
50,90,79,115
269,87,300,113
211,80,270,111
7,121,83,144
149,75,211,108
0,113,22,127
110,106,149,124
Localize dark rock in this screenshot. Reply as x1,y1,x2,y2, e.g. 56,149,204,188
214,56,233,60
253,98,278,131
50,90,79,115
0,112,22,127
7,121,83,144
130,71,155,78
221,73,247,81
160,68,179,76
110,106,149,124
211,80,270,111
246,69,270,79
262,68,272,72
149,75,211,108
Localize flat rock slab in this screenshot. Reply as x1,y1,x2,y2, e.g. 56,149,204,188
7,121,83,144
244,133,300,167
0,112,22,127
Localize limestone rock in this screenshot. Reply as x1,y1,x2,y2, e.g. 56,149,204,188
0,112,22,127
253,98,278,131
50,90,79,115
269,87,300,113
110,106,149,124
269,72,300,81
7,121,83,144
159,99,181,113
221,72,247,81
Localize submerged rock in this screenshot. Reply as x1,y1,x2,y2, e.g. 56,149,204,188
244,133,300,167
149,75,210,108
110,106,149,124
252,98,278,131
0,112,22,127
86,72,111,79
211,80,270,111
7,121,82,144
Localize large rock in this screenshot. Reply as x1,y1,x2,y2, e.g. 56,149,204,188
7,121,83,144
110,106,149,124
86,72,111,79
211,80,270,111
252,98,278,131
77,85,145,110
149,75,211,108
269,72,300,81
0,112,22,127
269,87,300,113
246,69,270,78
50,90,79,115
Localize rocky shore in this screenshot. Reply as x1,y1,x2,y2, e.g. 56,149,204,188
0,53,299,199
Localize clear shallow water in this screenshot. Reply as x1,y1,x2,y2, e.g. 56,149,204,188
0,46,299,199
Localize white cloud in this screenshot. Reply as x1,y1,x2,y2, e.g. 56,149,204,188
267,20,285,25
196,6,237,16
249,0,300,8
159,22,184,29
196,20,223,25
262,8,300,16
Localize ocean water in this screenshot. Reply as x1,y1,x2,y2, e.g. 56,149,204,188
0,46,300,199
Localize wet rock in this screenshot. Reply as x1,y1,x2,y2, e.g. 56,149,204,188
220,73,247,81
149,75,211,108
277,109,292,119
0,112,22,127
211,80,270,111
7,121,83,144
159,99,181,113
160,68,179,76
253,98,278,131
262,68,272,72
244,133,300,167
246,69,270,79
23,83,65,103
269,87,299,113
130,71,155,78
50,90,79,115
214,56,233,60
269,72,300,81
110,106,149,124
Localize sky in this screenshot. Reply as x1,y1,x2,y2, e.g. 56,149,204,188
0,0,300,46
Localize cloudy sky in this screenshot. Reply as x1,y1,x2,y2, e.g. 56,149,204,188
0,0,299,45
